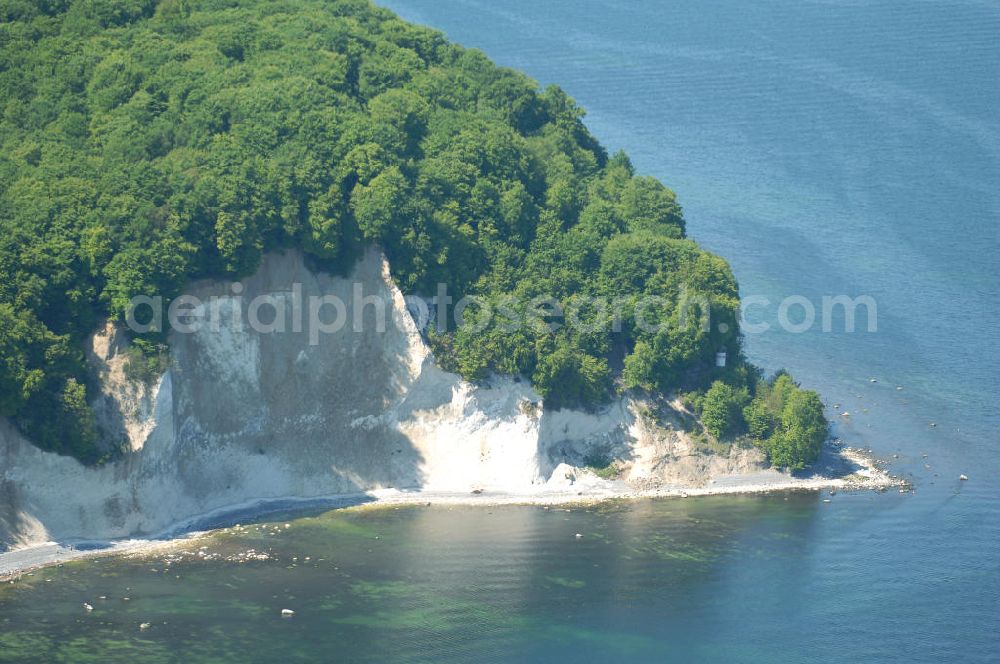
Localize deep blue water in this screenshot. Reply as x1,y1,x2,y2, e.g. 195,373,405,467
1,2,997,661
375,0,1000,657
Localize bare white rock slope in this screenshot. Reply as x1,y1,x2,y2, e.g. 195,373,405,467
0,249,767,550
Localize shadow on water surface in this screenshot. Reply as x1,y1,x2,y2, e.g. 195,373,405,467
1,494,834,664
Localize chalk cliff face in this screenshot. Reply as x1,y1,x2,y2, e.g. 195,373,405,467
0,250,764,550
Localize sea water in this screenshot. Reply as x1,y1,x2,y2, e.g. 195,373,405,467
2,1,998,661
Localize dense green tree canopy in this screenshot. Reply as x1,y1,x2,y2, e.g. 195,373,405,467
0,0,825,463
690,372,826,470
699,381,750,441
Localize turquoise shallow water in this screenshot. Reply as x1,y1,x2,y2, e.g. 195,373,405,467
2,1,998,661
367,5,1000,656
3,496,991,663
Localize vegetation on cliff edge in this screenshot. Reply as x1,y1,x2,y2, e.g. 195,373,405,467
0,0,825,468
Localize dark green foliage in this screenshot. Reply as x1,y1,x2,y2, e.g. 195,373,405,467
582,452,619,480
531,341,612,411
742,373,827,470
698,380,750,440
743,397,775,440
123,338,169,384
0,0,823,465
688,370,828,469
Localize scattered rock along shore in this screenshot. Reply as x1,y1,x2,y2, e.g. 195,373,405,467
1,443,901,582
1,250,903,581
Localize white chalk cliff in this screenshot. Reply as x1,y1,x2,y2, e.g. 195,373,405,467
0,250,765,550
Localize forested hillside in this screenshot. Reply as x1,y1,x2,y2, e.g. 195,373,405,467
0,0,825,466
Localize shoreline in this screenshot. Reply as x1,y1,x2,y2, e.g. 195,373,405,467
0,446,900,582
